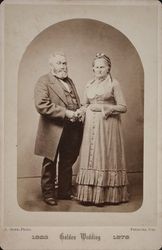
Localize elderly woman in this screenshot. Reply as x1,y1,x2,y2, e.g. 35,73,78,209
76,53,129,206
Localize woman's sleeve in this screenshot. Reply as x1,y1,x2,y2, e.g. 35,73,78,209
102,80,127,118
113,80,127,107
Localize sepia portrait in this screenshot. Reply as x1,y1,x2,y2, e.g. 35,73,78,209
17,18,143,213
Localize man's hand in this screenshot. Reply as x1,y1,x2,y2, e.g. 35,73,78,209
75,108,86,122
66,108,86,123
65,110,76,122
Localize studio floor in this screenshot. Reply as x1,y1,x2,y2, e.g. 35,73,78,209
17,172,143,213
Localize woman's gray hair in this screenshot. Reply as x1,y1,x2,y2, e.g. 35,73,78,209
92,52,111,72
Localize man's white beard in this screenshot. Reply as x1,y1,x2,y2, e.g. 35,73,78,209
52,69,68,79
57,71,68,79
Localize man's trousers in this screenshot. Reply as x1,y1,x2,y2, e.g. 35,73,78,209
41,121,83,199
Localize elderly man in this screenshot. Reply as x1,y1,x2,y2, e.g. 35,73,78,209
34,52,83,205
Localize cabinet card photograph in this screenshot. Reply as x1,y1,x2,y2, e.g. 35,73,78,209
0,0,162,250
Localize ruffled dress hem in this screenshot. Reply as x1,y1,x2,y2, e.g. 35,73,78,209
76,185,129,204
76,169,129,204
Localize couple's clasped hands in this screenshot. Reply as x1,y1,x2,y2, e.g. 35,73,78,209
65,107,86,123
66,104,114,122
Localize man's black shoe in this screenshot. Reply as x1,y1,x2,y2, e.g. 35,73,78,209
58,194,74,200
44,197,57,206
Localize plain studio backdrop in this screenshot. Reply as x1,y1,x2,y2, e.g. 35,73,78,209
18,19,144,179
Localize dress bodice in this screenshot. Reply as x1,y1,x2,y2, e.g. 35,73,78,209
84,74,126,106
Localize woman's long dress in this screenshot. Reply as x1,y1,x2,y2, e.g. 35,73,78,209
76,75,129,204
